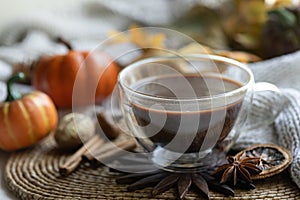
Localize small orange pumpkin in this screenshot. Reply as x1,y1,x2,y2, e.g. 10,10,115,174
32,38,119,108
0,73,58,151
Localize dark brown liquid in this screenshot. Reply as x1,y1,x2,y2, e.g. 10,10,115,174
131,75,243,153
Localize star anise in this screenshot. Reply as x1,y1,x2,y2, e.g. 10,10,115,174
115,170,234,199
111,149,233,199
213,152,262,186
235,144,293,180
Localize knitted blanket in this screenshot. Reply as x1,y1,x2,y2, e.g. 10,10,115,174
0,0,299,189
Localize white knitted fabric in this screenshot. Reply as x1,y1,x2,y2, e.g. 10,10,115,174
236,55,300,188
234,87,300,188
250,51,300,90
274,89,300,187
0,0,300,189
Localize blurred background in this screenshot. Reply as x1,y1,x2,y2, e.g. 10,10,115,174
0,0,83,29
1,0,300,58
0,0,300,82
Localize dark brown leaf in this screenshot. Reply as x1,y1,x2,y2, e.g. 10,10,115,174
127,172,169,191
116,170,163,184
178,174,192,199
152,174,180,196
201,173,234,196
237,179,256,190
109,167,128,174
212,183,235,196
192,174,209,199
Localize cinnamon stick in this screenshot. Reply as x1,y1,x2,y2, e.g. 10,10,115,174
90,139,137,163
59,135,137,176
59,134,103,176
83,139,128,161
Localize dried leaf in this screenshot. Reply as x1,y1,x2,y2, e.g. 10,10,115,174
116,170,163,184
178,42,261,63
107,30,129,43
150,33,165,49
237,180,256,190
211,183,234,196
129,26,146,47
192,174,209,199
202,173,234,196
108,24,166,50
127,172,169,191
270,0,294,9
152,174,180,196
178,174,192,199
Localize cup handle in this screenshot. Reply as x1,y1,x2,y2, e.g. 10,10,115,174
243,82,287,131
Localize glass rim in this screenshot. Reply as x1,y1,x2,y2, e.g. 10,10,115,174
118,54,254,102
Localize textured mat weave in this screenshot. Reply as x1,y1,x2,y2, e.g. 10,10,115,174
5,137,300,200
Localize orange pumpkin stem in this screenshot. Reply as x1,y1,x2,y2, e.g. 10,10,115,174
56,37,73,51
5,72,25,102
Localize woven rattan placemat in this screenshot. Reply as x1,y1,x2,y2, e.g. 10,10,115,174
5,137,300,200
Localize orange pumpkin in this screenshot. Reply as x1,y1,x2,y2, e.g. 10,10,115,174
0,73,58,151
32,38,119,108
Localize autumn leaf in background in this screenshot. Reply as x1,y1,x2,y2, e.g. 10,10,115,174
222,0,300,58
169,0,300,60
221,0,267,54
108,23,261,64
108,0,300,65
108,24,166,50
107,24,171,67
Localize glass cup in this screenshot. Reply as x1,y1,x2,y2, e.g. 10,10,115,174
118,54,284,172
